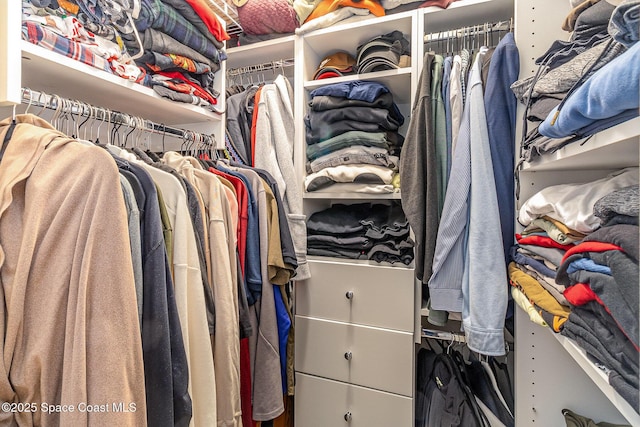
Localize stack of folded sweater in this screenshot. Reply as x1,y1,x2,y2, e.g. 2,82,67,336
514,168,639,410
307,202,414,265
125,0,228,110
304,81,405,193
556,183,639,411
22,0,141,81
511,0,638,162
22,0,228,110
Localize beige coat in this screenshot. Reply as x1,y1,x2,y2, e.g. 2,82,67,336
0,115,146,426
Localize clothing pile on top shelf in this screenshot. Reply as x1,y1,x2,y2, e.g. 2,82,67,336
125,0,228,109
22,0,141,79
229,0,387,45
381,0,461,12
0,113,302,427
514,167,640,411
512,0,640,163
307,202,414,265
401,30,520,356
21,0,229,111
304,81,405,193
228,0,463,47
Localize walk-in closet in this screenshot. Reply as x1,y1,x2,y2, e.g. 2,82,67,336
0,0,638,425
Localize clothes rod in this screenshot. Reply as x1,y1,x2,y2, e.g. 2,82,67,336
424,20,513,43
422,328,467,343
19,88,213,142
226,58,295,77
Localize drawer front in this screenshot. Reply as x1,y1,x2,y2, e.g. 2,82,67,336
294,373,412,427
295,316,413,396
296,260,414,332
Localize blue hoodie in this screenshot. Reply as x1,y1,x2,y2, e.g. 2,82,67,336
539,41,639,138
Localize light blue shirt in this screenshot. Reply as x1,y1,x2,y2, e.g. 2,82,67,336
429,48,507,356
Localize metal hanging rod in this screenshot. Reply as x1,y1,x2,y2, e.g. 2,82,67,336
19,87,215,144
226,58,295,77
423,19,514,43
422,328,467,343
206,0,243,36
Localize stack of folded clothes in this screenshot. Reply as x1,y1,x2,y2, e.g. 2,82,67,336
307,202,414,265
22,0,228,111
555,183,639,411
22,0,142,81
513,169,639,410
125,0,228,110
511,0,638,162
304,80,405,193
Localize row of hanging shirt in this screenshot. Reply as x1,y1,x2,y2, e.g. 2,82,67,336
401,19,519,356
0,101,302,427
406,20,519,427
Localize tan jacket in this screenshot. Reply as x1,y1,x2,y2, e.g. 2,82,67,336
0,115,146,426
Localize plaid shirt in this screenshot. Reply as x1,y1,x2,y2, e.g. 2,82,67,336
23,21,113,74
137,0,220,63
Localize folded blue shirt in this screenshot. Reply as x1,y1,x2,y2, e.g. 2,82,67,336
539,40,640,138
567,258,612,275
310,81,391,103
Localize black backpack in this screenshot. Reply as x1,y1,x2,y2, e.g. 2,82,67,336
416,348,490,427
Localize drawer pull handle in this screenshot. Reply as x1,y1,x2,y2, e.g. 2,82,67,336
345,291,354,300
344,411,352,422
344,351,352,361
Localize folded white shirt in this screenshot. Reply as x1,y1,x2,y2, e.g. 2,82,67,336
305,164,395,192
518,167,639,233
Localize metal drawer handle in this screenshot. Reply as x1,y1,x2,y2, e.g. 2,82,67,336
344,351,352,361
344,411,352,422
345,291,354,300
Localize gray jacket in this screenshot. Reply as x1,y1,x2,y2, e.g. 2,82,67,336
254,76,311,280
399,52,439,285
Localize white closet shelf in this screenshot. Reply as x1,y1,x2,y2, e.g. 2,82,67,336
20,41,222,125
550,331,640,425
304,191,402,200
522,117,640,172
302,10,414,46
422,0,514,32
226,35,295,69
304,68,413,103
307,255,414,270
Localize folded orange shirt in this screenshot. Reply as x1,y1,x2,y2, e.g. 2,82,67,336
305,0,385,23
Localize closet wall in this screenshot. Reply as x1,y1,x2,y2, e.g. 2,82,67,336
513,0,640,425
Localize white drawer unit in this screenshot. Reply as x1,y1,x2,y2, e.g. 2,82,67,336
295,316,414,396
294,373,413,427
297,260,415,332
